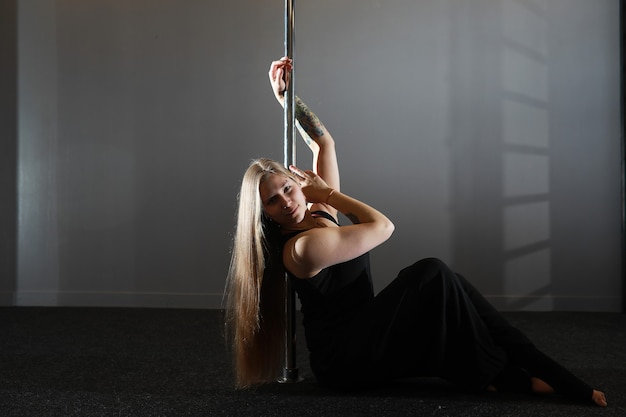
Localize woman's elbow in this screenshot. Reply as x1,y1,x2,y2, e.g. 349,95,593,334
382,219,395,240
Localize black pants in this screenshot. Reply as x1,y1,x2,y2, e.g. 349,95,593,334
312,258,592,400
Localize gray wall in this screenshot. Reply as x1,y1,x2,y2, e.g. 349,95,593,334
5,0,622,311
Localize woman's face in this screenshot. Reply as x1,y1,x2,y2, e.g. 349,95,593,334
259,173,307,226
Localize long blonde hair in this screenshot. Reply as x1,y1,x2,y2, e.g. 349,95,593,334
225,158,299,388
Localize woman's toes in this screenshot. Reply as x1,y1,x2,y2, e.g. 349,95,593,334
592,390,608,407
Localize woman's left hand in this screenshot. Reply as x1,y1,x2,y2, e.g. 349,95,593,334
268,56,293,103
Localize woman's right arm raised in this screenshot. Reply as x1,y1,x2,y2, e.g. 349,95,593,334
284,167,394,279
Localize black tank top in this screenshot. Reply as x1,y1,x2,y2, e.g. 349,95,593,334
286,211,375,352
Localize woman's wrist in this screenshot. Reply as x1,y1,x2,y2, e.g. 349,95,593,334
325,189,336,204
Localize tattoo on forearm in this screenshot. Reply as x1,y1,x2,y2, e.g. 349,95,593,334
295,122,314,147
295,96,326,138
345,213,361,224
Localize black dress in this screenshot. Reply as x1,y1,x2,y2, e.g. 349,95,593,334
288,211,594,402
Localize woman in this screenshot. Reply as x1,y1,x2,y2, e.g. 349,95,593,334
225,57,607,407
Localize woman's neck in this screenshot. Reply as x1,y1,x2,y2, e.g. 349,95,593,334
280,210,322,235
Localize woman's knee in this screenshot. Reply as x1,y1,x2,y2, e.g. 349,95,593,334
415,257,448,270
415,257,456,280
399,257,457,288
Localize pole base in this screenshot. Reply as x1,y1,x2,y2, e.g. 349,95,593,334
277,368,303,383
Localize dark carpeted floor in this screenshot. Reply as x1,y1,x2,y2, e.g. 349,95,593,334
0,307,624,417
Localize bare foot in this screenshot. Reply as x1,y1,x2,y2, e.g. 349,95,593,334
491,375,606,407
486,376,553,394
592,390,608,407
530,377,554,394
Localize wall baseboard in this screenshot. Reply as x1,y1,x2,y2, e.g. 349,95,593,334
0,291,621,312
5,291,225,309
485,295,622,312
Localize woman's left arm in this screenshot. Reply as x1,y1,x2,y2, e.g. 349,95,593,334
294,97,340,193
268,57,340,217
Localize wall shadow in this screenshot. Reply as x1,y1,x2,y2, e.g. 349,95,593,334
449,0,553,310
0,0,18,305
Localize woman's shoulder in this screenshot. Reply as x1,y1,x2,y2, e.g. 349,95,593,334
282,213,341,279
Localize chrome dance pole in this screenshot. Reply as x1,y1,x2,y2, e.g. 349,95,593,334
279,0,301,384
283,0,296,170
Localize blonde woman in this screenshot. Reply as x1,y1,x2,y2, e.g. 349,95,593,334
225,57,607,407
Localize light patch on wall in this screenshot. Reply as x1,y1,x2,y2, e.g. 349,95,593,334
501,48,548,102
504,248,553,310
503,201,550,251
503,152,549,197
501,0,548,56
502,99,549,148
